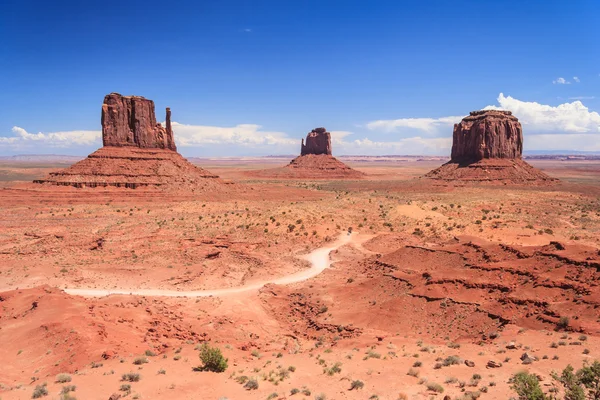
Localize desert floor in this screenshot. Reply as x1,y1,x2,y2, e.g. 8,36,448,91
0,157,599,400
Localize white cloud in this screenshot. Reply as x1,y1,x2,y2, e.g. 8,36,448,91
569,96,595,100
484,93,600,133
553,77,571,84
337,136,452,155
0,126,101,148
366,115,463,134
573,76,580,83
171,122,297,148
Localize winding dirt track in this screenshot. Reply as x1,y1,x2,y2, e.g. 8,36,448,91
63,232,357,298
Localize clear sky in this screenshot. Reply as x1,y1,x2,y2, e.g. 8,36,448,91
1,0,599,156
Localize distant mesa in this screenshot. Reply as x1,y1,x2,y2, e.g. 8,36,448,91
34,93,224,190
425,110,555,184
250,127,364,179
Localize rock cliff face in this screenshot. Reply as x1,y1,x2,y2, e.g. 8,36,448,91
101,93,177,151
301,128,332,156
451,110,522,163
425,110,555,184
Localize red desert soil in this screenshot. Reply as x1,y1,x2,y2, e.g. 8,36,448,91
1,159,600,399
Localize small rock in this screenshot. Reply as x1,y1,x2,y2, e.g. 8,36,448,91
108,394,121,400
465,360,475,367
507,342,517,349
487,360,502,368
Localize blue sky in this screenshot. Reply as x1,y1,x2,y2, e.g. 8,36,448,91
1,0,599,156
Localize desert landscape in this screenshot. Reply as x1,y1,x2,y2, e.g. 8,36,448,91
0,93,599,400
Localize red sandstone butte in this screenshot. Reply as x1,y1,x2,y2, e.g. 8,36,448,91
34,93,224,190
101,93,177,151
451,110,522,162
248,127,363,179
426,110,555,184
301,127,332,156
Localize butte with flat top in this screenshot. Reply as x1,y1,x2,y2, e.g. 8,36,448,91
34,93,225,190
251,127,364,179
425,110,555,184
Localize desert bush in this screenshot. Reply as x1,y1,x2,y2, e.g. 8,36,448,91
413,361,422,367
350,380,364,390
426,382,444,393
324,362,342,376
557,316,570,330
510,371,547,400
55,373,72,383
133,356,148,365
144,349,156,357
407,368,419,377
61,385,76,394
120,384,131,392
364,349,381,360
290,388,300,395
198,343,228,372
121,372,140,382
267,393,278,400
443,355,462,366
244,378,259,390
32,383,48,398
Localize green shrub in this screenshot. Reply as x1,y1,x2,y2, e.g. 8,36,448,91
510,371,547,400
198,343,228,372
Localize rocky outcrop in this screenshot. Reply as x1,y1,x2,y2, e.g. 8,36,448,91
451,110,522,163
35,94,225,190
425,110,555,184
101,93,176,151
301,128,332,156
247,127,363,179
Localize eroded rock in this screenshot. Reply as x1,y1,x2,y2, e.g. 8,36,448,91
301,127,332,156
102,93,176,151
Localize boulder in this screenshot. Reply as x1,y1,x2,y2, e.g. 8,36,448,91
486,360,502,368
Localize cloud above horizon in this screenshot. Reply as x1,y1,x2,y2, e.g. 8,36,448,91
3,93,600,155
484,93,600,134
0,126,101,147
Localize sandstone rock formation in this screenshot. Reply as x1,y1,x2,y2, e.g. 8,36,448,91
101,93,177,151
301,127,332,156
426,110,554,184
248,127,363,179
35,94,225,190
451,110,522,162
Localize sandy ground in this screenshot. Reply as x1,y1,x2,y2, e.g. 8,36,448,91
1,157,599,400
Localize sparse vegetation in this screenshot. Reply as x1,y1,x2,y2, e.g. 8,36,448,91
122,372,141,382
197,343,228,372
55,373,72,383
